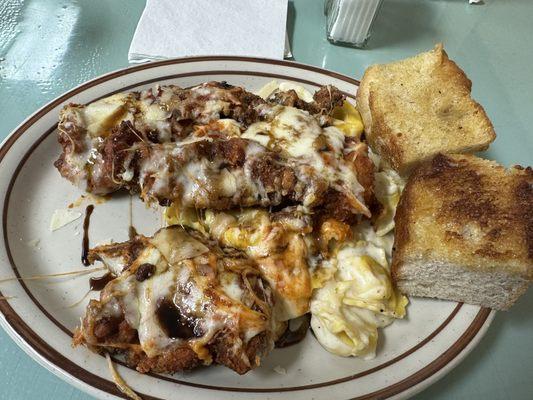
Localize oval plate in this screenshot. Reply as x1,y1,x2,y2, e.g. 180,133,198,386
0,57,494,400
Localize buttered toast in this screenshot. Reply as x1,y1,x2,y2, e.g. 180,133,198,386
391,153,532,310
356,44,496,175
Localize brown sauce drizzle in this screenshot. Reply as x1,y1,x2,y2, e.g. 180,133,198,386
128,194,137,240
128,225,138,240
135,263,155,282
275,313,311,348
81,204,94,266
89,273,114,291
155,298,202,339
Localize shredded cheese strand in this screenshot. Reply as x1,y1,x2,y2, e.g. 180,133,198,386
0,267,106,284
64,289,92,309
105,353,143,400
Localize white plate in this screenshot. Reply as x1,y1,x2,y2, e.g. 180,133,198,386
0,57,494,400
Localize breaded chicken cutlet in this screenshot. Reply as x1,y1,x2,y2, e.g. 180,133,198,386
75,226,276,375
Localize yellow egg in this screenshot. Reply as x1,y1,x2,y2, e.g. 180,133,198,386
223,227,250,249
311,267,336,289
163,204,179,225
331,101,364,138
162,204,205,232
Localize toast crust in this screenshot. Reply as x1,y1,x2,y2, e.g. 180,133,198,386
392,153,533,283
356,44,496,175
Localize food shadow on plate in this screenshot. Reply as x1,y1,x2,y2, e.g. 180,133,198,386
251,332,310,377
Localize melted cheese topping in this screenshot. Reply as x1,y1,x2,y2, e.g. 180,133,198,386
242,106,367,210
270,107,323,158
165,207,313,321
211,209,313,321
157,84,405,360
76,82,406,364
61,82,369,215
94,227,271,361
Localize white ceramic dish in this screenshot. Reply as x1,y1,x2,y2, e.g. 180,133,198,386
0,57,494,400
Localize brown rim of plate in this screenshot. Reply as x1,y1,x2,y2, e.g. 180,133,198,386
0,57,492,399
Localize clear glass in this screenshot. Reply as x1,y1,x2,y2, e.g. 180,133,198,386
325,0,383,48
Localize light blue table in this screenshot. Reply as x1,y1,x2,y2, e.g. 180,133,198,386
0,1,531,399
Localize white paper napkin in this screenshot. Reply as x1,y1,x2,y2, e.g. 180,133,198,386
129,0,290,63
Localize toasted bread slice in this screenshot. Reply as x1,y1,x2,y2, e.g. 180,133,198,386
391,153,532,310
356,44,496,175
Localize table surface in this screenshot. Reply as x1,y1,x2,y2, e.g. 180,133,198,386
1,0,532,399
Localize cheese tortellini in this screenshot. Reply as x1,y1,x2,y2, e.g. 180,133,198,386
310,221,408,358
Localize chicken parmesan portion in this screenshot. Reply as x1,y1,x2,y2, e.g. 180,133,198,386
55,81,372,220
74,226,276,375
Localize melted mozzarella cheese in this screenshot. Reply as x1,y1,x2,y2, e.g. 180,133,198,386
98,253,128,276
241,106,366,209
82,93,132,138
241,122,271,147
150,227,209,264
322,126,345,153
137,269,176,357
95,227,272,362
49,209,82,231
270,107,323,158
220,272,245,302
218,169,238,197
217,119,243,137
139,100,171,142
